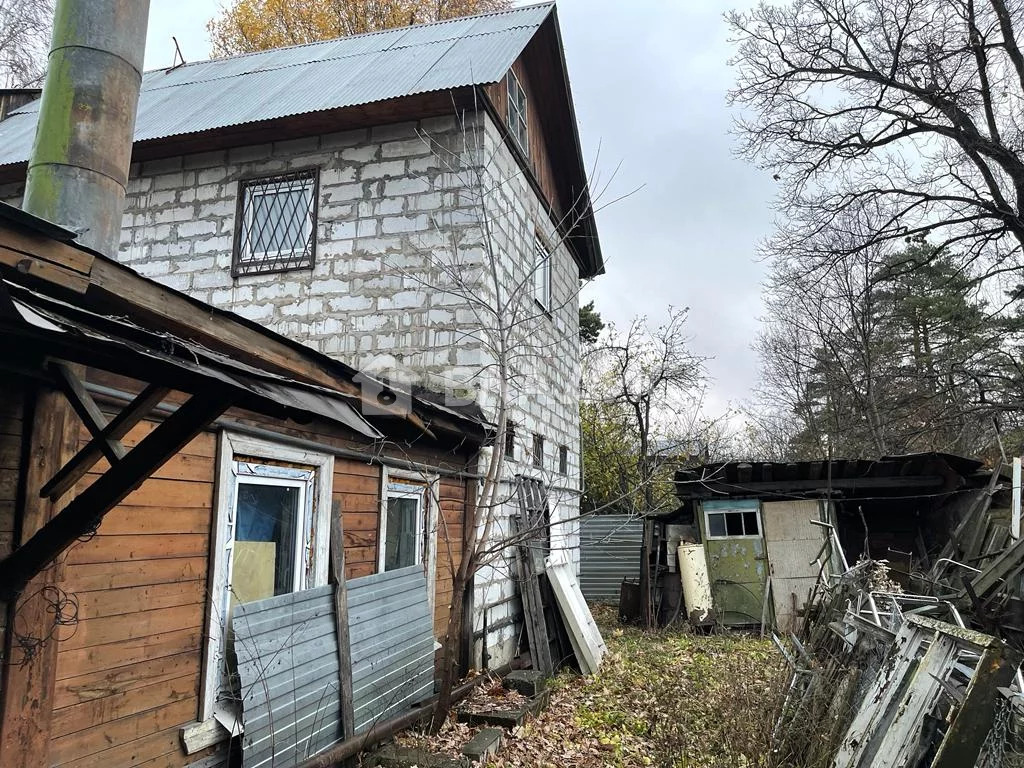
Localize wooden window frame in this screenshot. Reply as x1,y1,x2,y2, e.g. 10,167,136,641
377,466,439,619
703,505,762,541
202,431,334,726
506,69,529,159
232,167,319,277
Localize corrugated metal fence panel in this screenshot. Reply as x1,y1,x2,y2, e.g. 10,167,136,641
579,515,644,602
347,565,435,734
233,585,343,768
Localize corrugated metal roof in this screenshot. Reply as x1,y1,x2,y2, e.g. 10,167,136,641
0,3,554,167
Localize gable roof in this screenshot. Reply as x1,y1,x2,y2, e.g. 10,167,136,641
0,3,553,157
0,2,603,277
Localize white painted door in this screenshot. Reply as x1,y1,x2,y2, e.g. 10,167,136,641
761,500,826,634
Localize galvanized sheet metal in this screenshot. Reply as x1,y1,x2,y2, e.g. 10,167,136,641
347,565,435,733
578,514,644,602
233,585,343,768
0,3,554,167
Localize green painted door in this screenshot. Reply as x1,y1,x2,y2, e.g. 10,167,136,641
701,499,766,627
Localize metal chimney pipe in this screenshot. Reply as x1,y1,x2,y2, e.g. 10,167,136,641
22,0,150,257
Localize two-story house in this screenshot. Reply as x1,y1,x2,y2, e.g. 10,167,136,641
0,1,604,669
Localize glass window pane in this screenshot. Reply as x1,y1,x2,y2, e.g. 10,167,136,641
726,512,744,536
233,482,300,604
708,513,726,537
385,496,420,571
743,511,760,536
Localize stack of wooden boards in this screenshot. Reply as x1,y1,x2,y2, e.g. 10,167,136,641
512,477,607,677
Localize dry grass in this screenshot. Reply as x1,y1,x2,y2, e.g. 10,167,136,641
397,603,787,767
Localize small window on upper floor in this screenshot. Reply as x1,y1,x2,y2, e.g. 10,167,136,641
533,236,551,311
559,445,568,475
506,69,529,159
233,168,318,276
505,421,517,460
532,433,544,469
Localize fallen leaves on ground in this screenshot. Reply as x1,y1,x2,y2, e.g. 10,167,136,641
395,604,785,768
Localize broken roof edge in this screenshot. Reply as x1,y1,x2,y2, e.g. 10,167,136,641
0,201,490,444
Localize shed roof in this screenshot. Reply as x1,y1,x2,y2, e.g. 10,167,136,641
0,3,553,163
673,453,986,504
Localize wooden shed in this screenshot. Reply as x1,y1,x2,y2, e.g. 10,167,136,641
661,454,995,633
0,202,487,768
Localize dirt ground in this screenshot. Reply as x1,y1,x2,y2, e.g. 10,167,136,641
399,603,785,768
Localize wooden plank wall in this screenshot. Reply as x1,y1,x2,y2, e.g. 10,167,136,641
50,420,215,768
434,477,466,639
486,56,562,221
0,380,26,705
41,407,469,768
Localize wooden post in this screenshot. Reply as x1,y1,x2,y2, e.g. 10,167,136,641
640,518,653,628
0,385,77,768
329,500,355,741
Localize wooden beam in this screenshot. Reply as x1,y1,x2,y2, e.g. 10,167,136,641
329,500,356,740
0,386,77,768
689,475,947,497
0,391,231,602
87,258,359,396
0,225,94,276
50,361,126,465
40,383,169,501
0,246,89,294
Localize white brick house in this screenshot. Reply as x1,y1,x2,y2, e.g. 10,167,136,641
0,2,604,668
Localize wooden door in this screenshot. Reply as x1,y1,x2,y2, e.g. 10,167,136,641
761,500,826,634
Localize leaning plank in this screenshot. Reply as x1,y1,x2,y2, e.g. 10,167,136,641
544,552,607,675
329,503,355,740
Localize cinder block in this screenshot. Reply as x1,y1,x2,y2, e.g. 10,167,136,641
502,670,548,698
462,728,502,763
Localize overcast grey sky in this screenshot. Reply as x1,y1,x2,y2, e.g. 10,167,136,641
144,0,776,416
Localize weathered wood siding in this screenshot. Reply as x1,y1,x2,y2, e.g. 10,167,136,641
50,420,215,768
486,56,561,221
0,381,25,704
347,566,435,733
38,394,469,766
234,586,342,768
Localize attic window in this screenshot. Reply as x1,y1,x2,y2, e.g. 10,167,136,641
506,69,529,158
233,169,318,276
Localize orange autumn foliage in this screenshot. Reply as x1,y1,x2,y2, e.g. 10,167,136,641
208,0,514,56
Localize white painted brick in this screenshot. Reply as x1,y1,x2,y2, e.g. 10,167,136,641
383,176,431,196
233,302,274,321
381,215,429,234
192,270,231,289
341,145,377,163
360,160,405,180
177,220,218,238
280,298,323,316
328,295,372,312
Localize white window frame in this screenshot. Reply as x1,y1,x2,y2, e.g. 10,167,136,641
201,431,334,724
533,236,551,311
704,505,763,541
506,69,529,158
378,466,439,619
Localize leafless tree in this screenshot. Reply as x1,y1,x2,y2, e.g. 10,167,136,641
0,0,52,88
729,0,1024,289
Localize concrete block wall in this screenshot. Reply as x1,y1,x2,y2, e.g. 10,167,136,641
3,110,584,671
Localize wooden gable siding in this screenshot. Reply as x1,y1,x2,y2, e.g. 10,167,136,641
43,397,471,767
486,56,562,223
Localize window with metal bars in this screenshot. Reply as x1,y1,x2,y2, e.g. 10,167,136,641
506,69,529,158
233,169,318,276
